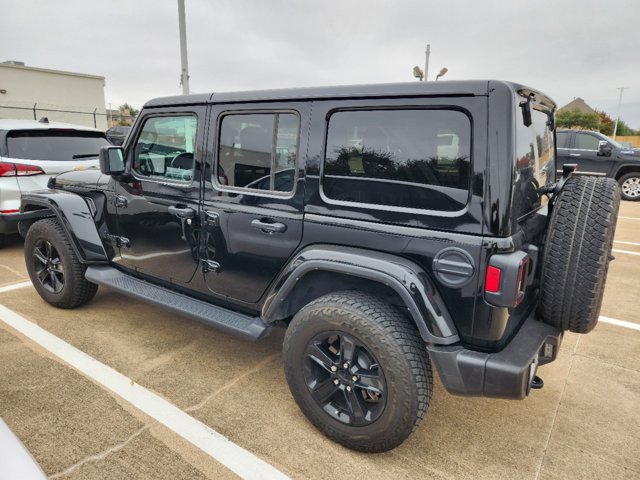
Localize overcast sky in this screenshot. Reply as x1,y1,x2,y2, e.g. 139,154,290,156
2,0,639,128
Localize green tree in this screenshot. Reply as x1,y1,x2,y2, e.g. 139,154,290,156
118,103,140,118
556,109,601,131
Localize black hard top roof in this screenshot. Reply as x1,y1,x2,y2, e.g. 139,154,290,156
143,80,554,109
144,80,498,108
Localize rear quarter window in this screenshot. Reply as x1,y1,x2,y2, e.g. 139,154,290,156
322,109,471,212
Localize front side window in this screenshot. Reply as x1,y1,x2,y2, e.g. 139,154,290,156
132,115,197,182
574,132,599,150
217,113,299,193
322,109,471,211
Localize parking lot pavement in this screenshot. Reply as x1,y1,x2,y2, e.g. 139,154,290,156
0,203,639,479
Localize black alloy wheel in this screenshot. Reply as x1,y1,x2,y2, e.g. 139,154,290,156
25,218,98,309
32,239,65,293
303,331,387,427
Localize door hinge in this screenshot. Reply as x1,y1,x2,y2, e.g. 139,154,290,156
201,259,221,273
105,233,131,248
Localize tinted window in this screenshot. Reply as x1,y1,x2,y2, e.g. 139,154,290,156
217,113,298,193
6,130,109,161
323,109,471,211
514,101,555,219
132,116,197,182
574,132,599,150
556,131,570,148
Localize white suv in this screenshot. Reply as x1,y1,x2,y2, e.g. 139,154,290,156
0,119,110,246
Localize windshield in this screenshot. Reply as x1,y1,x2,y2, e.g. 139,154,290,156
6,129,110,161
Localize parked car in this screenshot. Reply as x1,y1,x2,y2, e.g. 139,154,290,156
556,128,640,200
0,119,110,246
16,81,620,452
105,125,131,146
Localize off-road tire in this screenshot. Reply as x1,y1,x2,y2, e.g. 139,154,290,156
0,234,6,249
618,172,640,201
539,176,620,333
283,290,432,452
25,218,98,308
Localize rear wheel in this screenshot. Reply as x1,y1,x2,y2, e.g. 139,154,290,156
539,176,620,333
25,219,98,308
618,172,640,201
283,291,432,452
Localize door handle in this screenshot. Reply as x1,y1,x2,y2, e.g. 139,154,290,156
569,153,581,157
251,219,287,234
168,206,196,219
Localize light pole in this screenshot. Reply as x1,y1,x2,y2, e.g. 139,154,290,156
612,87,627,140
177,0,190,95
424,44,431,82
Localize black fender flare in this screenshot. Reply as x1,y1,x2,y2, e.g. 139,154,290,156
19,190,108,263
262,245,460,345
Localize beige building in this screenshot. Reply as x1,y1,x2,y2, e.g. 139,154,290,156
0,61,107,130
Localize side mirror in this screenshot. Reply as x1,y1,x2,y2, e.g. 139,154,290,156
99,146,125,176
598,140,612,157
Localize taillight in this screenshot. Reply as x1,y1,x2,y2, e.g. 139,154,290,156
0,162,44,176
0,163,16,176
484,250,532,308
0,209,20,214
485,266,502,293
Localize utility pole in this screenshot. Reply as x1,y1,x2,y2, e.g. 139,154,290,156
424,44,431,82
177,0,190,95
612,87,627,140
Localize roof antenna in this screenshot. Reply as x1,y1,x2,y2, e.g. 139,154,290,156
38,117,49,123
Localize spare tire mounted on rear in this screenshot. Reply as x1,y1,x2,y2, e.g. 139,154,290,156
539,175,620,333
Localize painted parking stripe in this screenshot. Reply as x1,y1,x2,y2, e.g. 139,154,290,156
618,216,640,220
0,281,33,294
612,248,640,257
0,305,289,480
614,240,640,247
599,316,640,332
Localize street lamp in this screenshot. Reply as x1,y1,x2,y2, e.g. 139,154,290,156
612,87,628,140
413,66,424,82
435,67,448,81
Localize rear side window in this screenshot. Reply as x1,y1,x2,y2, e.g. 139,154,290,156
322,109,471,212
6,130,110,161
514,98,555,219
217,112,299,193
556,131,570,149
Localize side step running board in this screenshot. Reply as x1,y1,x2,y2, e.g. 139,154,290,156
85,265,271,341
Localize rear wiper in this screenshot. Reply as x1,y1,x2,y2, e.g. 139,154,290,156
72,153,99,159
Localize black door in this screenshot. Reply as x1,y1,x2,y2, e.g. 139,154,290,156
570,131,614,177
113,108,206,284
198,103,309,304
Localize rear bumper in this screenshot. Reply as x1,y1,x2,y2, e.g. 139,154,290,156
0,212,20,234
428,314,562,399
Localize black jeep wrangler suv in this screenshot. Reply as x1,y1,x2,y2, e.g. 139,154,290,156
17,81,620,452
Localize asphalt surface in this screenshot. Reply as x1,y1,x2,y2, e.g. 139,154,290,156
0,202,639,479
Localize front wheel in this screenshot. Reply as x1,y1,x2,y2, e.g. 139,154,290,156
24,219,98,308
283,291,432,452
618,172,640,201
